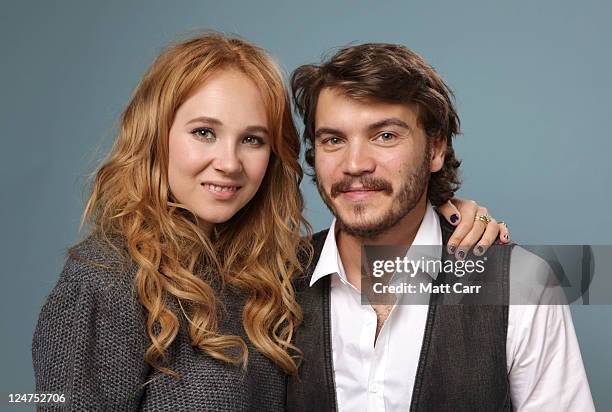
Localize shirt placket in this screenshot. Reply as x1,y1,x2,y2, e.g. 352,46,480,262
363,304,391,412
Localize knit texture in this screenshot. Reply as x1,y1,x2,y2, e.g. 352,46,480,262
32,235,286,411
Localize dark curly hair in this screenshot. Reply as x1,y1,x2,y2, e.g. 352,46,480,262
291,43,462,206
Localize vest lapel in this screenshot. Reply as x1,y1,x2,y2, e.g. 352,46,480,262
410,214,513,411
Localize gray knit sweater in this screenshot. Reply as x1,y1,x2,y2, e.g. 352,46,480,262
32,235,286,411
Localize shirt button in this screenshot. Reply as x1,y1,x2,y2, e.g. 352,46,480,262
369,383,379,393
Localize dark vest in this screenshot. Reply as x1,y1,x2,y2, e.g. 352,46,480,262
287,215,513,412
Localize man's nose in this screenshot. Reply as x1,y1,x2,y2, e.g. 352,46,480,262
342,139,376,176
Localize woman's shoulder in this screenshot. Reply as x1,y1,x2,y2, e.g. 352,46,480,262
37,233,144,334
33,234,151,405
59,233,137,290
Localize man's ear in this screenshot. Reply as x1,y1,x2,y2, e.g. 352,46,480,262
430,136,447,173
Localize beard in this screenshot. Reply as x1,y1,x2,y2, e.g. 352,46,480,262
316,144,431,239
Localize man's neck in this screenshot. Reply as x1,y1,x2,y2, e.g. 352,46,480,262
336,197,428,290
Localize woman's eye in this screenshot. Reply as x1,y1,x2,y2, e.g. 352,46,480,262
242,135,264,146
191,128,215,141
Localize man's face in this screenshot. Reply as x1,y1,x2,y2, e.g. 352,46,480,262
314,87,446,238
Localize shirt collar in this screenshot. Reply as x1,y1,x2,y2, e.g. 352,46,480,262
310,201,443,287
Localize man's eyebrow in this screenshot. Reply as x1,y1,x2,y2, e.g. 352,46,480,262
314,127,346,139
368,118,413,132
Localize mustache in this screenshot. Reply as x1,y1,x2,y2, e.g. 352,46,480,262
330,176,393,198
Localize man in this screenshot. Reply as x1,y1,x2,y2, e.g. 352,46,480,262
287,44,594,411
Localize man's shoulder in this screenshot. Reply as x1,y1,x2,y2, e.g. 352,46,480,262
298,228,330,268
310,228,330,246
296,228,331,292
508,244,568,305
510,245,553,274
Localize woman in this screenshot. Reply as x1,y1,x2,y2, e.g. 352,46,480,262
32,33,509,410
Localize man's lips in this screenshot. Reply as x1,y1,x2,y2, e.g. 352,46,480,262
330,177,393,199
339,187,383,201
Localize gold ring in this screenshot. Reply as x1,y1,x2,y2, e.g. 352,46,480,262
475,214,491,224
498,221,507,227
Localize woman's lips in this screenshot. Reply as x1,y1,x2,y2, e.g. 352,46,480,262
201,183,241,200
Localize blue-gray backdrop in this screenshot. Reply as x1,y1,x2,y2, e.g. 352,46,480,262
1,0,611,409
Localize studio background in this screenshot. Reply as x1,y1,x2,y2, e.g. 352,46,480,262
1,0,610,409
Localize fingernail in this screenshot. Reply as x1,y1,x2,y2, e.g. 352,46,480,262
458,250,465,259
450,214,459,224
447,244,456,254
475,246,484,256
503,234,509,241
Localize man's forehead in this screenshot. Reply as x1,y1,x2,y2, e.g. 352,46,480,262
315,87,420,129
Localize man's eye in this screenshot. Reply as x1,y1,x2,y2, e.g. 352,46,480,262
242,135,264,146
324,137,342,145
377,132,396,142
192,128,215,141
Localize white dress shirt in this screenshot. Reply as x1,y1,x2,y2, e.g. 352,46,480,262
309,203,595,411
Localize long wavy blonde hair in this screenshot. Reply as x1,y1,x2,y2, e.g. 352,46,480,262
80,32,311,375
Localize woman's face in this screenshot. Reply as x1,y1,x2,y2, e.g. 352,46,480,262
168,69,271,233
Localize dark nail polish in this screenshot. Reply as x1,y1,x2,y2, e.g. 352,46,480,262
458,250,465,259
475,246,484,255
450,214,459,223
448,244,456,254
504,234,509,240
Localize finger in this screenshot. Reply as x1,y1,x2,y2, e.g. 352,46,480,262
446,200,479,254
474,218,499,256
498,221,511,243
438,199,461,226
455,207,489,259
456,221,488,260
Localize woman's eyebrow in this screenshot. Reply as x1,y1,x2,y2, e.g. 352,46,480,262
244,125,269,135
185,117,268,135
185,116,223,126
